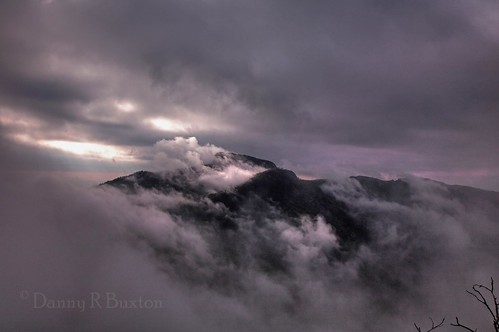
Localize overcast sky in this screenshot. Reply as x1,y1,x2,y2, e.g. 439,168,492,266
1,0,498,189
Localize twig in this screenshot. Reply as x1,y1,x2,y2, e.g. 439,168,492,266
460,278,499,332
414,317,445,332
450,317,477,332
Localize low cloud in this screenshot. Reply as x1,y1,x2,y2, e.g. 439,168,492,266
151,137,224,172
149,137,267,191
198,164,264,190
2,138,499,331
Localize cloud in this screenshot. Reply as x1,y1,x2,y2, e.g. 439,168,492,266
1,0,498,189
148,137,267,191
198,164,264,190
2,1,499,326
276,216,339,264
151,136,224,172
2,141,499,331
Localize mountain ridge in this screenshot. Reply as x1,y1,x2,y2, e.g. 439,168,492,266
101,151,499,276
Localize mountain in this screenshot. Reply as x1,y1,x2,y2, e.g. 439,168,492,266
101,152,499,286
352,175,499,210
209,168,368,246
102,153,368,254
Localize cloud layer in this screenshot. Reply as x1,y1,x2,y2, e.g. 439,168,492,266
0,0,498,189
2,138,499,331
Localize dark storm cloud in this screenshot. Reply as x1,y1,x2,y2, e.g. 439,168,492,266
0,1,94,121
0,0,498,187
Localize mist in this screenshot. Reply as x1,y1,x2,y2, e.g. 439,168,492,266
1,138,498,332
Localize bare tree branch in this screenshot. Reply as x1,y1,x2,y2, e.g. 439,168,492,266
415,278,499,332
470,284,496,320
450,317,477,332
453,278,499,332
415,317,445,332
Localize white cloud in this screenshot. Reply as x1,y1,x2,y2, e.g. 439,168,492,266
198,164,264,190
277,216,338,262
150,137,224,172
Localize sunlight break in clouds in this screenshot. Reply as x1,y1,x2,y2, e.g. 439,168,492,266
114,101,136,113
39,140,135,161
147,118,190,133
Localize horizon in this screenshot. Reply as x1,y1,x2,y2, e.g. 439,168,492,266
3,136,498,193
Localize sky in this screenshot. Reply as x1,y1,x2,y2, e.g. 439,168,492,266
1,0,499,189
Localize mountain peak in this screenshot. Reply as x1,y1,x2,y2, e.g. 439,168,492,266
210,152,277,170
